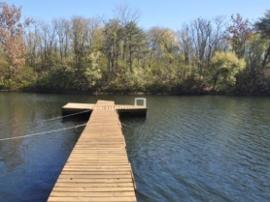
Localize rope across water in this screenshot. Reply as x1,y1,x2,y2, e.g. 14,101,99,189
0,110,91,142
0,109,137,142
0,123,86,141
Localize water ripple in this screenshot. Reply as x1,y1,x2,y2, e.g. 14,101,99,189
124,96,270,202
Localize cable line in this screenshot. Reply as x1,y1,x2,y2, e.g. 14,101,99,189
0,109,90,128
0,123,86,141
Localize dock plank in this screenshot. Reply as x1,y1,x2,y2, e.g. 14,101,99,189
62,102,147,117
48,100,137,202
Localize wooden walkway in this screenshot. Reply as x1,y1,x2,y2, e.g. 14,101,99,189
48,100,146,202
62,102,146,116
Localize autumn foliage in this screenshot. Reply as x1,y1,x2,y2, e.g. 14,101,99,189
0,2,29,78
0,2,269,95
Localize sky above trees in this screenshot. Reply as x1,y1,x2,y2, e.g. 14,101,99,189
6,0,270,29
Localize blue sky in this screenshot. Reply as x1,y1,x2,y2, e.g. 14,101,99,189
6,0,270,30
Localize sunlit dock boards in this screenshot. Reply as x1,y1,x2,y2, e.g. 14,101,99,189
48,100,146,202
62,101,147,117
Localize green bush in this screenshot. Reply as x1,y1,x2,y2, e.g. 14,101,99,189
210,51,246,92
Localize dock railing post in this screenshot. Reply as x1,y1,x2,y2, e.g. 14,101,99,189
134,97,147,107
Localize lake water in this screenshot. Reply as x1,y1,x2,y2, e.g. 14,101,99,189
0,93,270,202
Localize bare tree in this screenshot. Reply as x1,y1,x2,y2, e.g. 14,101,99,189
39,22,57,69
228,14,252,58
189,17,226,76
25,22,42,71
255,10,270,68
53,18,71,63
178,25,193,65
114,5,140,25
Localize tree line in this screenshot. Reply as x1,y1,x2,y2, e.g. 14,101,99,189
0,2,270,95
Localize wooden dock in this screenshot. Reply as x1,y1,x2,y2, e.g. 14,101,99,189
48,100,146,202
62,102,146,117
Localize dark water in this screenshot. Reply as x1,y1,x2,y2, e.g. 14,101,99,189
0,93,270,202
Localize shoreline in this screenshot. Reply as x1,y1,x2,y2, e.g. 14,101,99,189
1,88,269,97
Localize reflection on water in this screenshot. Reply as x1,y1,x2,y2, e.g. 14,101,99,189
0,93,87,202
0,93,270,202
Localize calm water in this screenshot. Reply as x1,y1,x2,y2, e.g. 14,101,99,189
0,93,270,202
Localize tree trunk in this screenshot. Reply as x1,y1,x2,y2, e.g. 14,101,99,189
262,44,270,69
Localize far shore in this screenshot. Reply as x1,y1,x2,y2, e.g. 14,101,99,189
1,88,269,97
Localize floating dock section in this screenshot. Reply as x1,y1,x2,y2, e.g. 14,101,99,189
48,100,146,202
